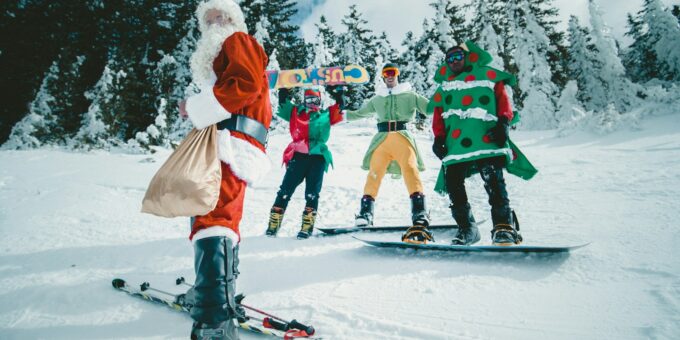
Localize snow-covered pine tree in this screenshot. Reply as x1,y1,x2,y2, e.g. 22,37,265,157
588,0,641,113
2,60,62,149
469,0,505,69
566,16,608,112
240,0,307,69
556,80,587,136
642,0,680,81
508,1,559,129
337,5,376,109
71,64,123,149
623,12,656,82
398,31,427,92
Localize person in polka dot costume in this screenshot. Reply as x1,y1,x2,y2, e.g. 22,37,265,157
429,41,538,246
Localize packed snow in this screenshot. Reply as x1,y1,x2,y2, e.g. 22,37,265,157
1,113,679,339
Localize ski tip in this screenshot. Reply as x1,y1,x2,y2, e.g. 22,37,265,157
112,278,126,289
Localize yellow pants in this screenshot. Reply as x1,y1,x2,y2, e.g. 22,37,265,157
364,133,423,198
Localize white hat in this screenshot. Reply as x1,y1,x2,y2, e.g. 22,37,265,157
195,0,248,33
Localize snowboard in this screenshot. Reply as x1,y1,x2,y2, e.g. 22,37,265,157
317,220,486,236
354,237,589,253
266,65,369,89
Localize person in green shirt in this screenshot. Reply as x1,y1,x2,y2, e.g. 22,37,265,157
266,88,344,239
346,63,434,243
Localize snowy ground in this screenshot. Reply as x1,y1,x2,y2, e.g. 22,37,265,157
1,113,679,339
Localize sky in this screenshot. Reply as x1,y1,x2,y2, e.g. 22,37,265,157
298,0,680,51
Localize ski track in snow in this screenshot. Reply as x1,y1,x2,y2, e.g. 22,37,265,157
1,116,679,339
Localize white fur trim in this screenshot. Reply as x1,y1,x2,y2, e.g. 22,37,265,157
441,80,495,92
441,108,498,122
376,82,413,97
442,148,512,162
192,226,240,246
216,129,271,186
186,84,232,129
196,0,247,34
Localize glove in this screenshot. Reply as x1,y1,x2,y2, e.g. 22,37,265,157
278,88,291,104
328,86,345,109
432,137,447,160
486,117,509,147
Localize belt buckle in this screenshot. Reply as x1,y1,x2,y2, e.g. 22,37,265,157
389,121,397,132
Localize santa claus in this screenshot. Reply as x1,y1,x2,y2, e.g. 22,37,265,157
178,0,271,338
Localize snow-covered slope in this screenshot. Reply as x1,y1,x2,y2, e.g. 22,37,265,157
1,114,679,339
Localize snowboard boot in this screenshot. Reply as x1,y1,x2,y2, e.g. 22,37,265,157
265,207,284,237
402,225,434,244
450,203,480,246
297,207,316,239
189,236,239,339
491,208,522,246
410,192,430,227
355,195,374,227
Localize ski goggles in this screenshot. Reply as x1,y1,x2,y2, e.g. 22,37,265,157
382,67,399,78
304,96,321,106
445,52,465,63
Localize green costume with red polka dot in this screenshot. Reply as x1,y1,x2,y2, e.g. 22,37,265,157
429,41,537,247
429,41,537,193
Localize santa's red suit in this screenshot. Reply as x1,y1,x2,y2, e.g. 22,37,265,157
185,31,271,243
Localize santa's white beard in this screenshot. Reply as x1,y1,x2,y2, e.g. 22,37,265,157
190,25,238,84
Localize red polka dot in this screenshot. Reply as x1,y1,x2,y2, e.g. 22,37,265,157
434,92,442,103
483,135,492,143
448,75,456,81
462,95,473,106
439,66,448,76
487,70,497,80
465,75,476,82
469,53,479,63
451,129,461,139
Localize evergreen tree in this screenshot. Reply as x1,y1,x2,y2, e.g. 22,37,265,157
623,12,657,81
556,80,587,135
566,16,607,112
588,0,640,113
2,60,61,149
642,0,680,81
337,5,376,108
673,5,680,23
240,0,307,69
471,1,505,69
508,1,559,129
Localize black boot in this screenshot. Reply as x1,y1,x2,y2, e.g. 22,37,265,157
490,207,522,246
189,236,240,340
450,203,480,245
355,195,374,227
297,207,316,239
410,192,430,227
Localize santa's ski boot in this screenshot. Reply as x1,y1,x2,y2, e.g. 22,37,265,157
189,236,240,339
491,209,522,246
297,207,316,239
265,207,284,237
450,203,480,245
354,195,374,227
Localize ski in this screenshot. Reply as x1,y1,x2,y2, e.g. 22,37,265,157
112,278,320,339
354,237,590,253
317,220,486,235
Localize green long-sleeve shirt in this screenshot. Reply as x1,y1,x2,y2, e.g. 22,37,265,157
346,82,432,175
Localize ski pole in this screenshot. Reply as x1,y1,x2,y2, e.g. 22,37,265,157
176,277,315,335
140,282,177,297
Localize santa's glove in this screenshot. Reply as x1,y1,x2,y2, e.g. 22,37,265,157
432,137,447,160
278,88,291,104
486,117,510,147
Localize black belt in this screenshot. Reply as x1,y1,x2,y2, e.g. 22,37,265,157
377,121,407,132
216,115,268,147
